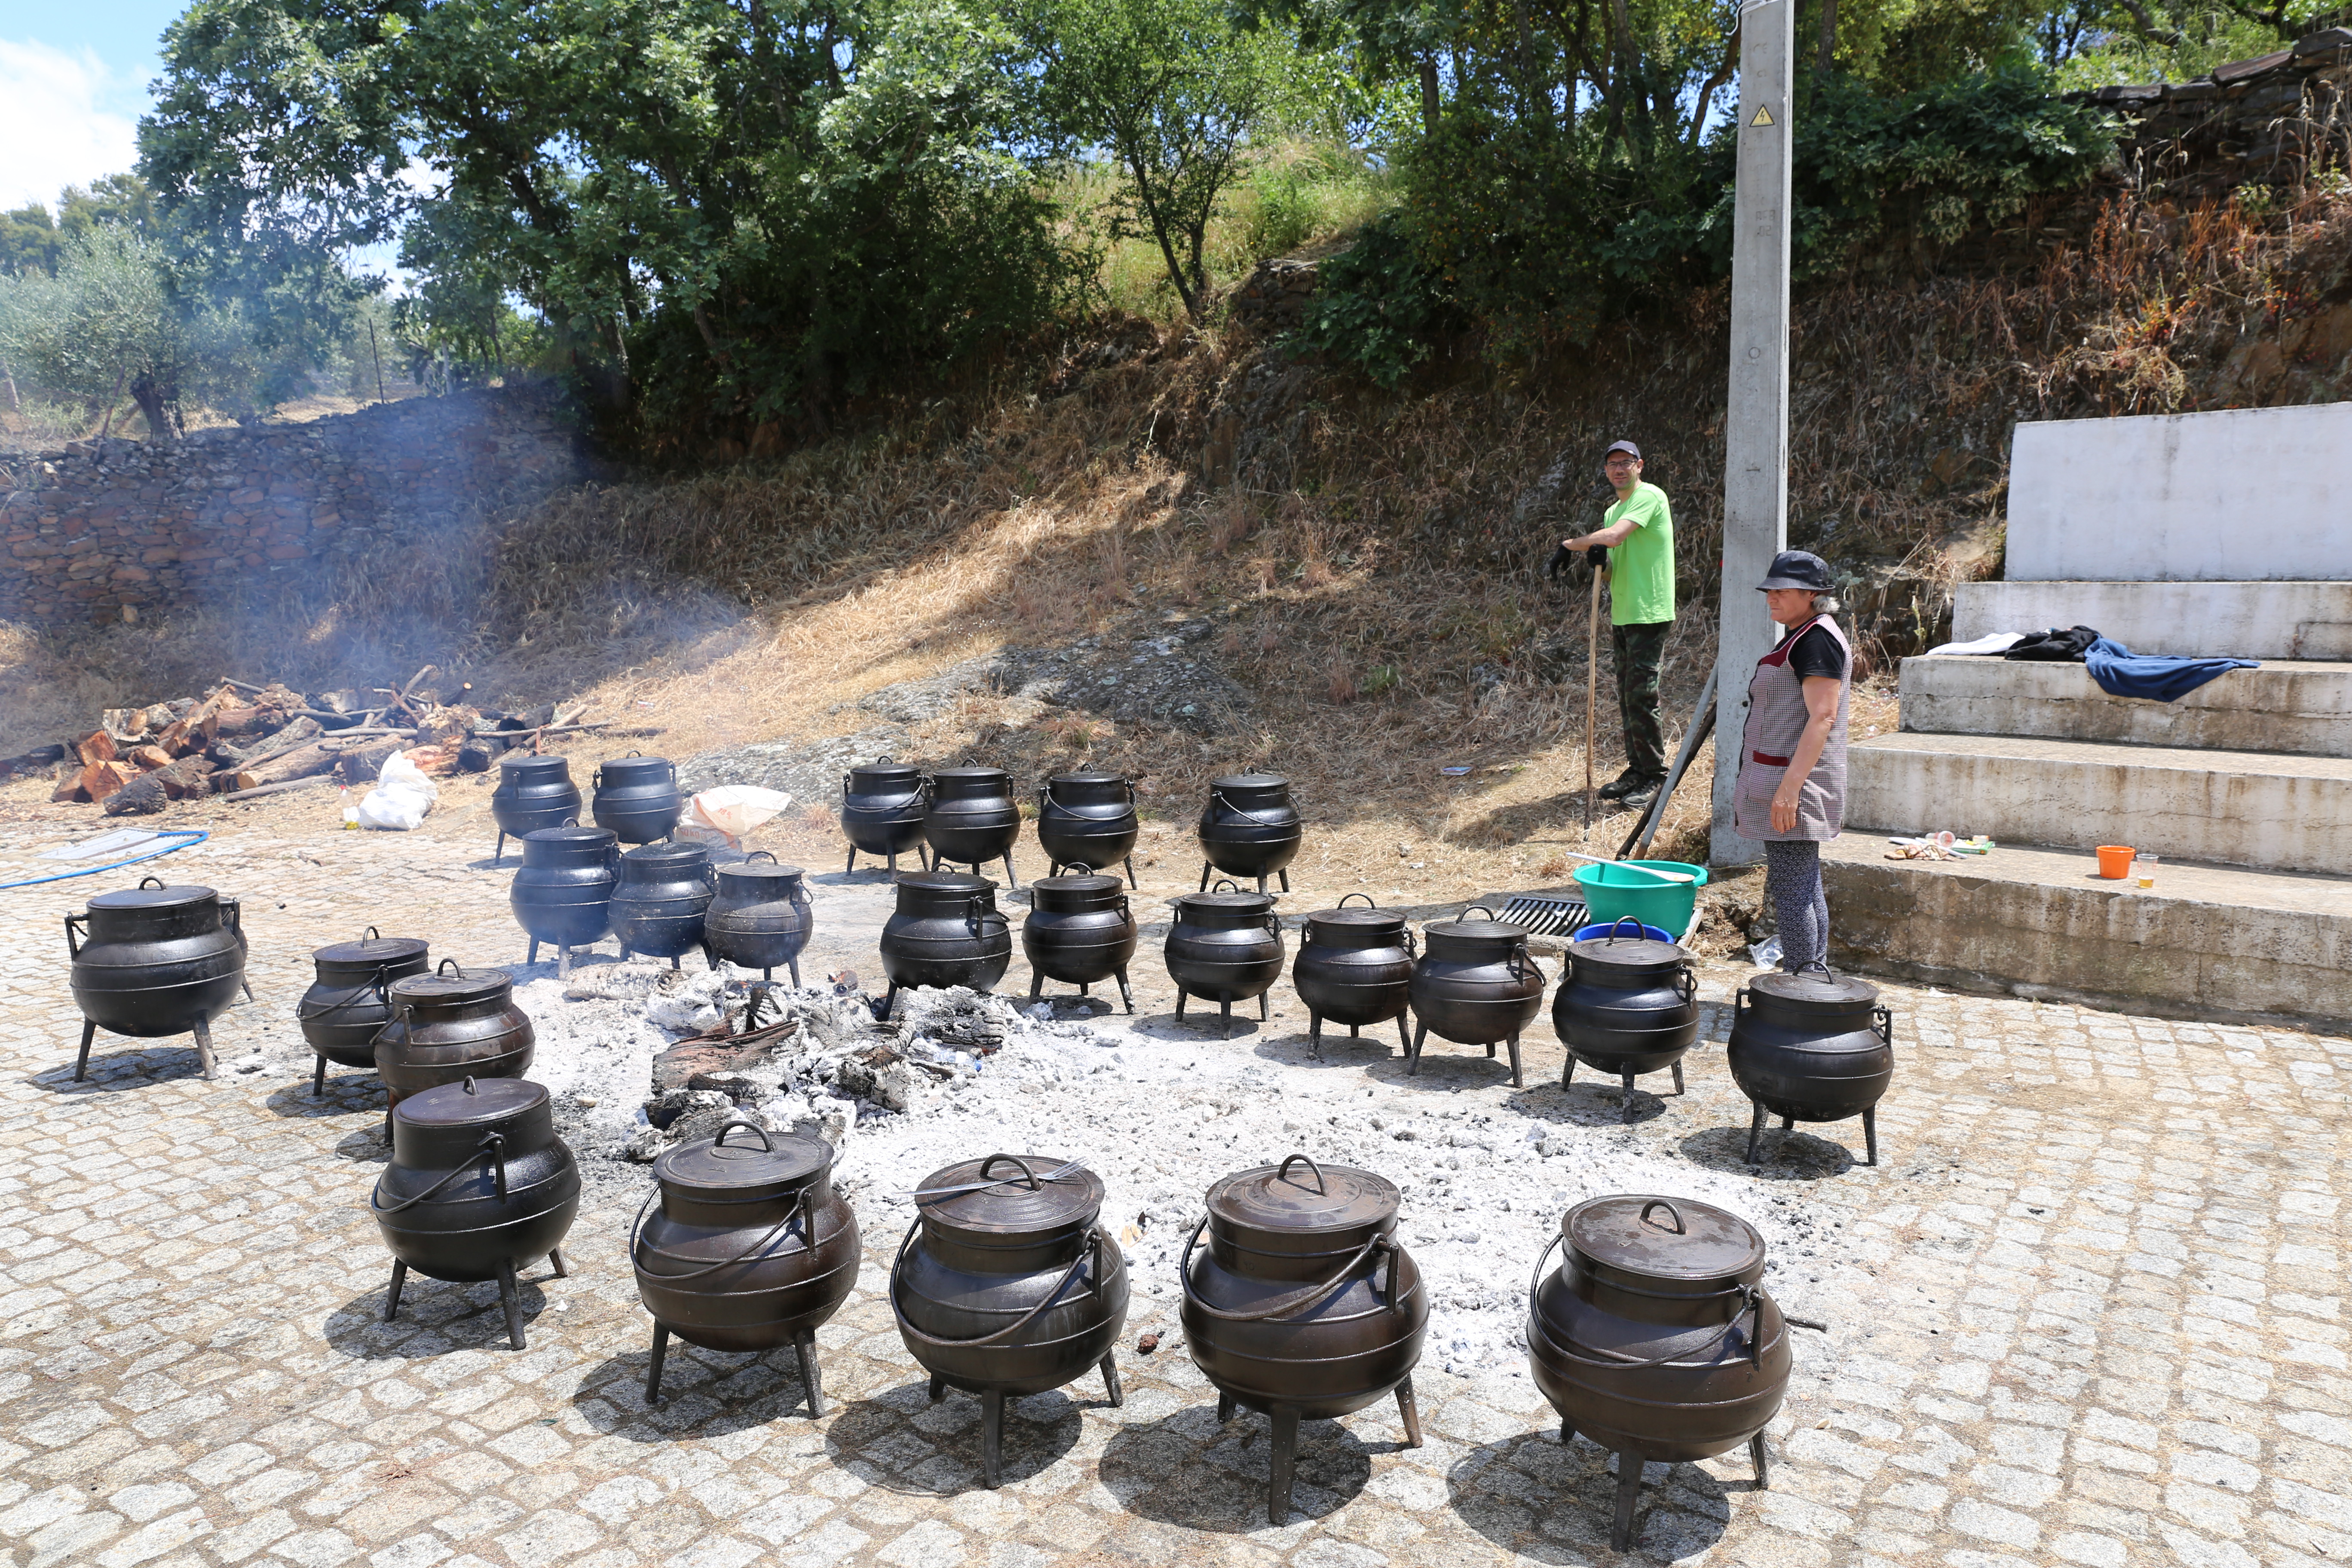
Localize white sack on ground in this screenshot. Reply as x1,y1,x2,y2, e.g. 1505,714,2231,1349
357,752,441,830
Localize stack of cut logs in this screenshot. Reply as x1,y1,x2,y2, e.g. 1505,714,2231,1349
12,666,623,816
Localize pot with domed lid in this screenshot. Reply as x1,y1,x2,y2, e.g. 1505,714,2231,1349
1020,868,1137,1012
67,875,248,1082
591,752,683,845
633,1118,860,1413
1197,773,1302,894
1727,966,1895,1167
1291,894,1414,1059
1036,769,1139,887
609,840,715,966
509,823,618,974
891,1153,1127,1488
1165,883,1284,1037
1553,916,1700,1124
841,757,931,876
1180,1153,1427,1524
923,766,1022,885
489,753,582,861
373,959,534,1114
1527,1194,1819,1551
373,1075,579,1351
703,852,815,989
297,928,429,1096
1406,907,1545,1088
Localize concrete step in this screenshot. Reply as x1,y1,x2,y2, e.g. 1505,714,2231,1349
1820,834,2352,1028
1845,732,2352,873
1899,655,2352,756
1953,580,2352,660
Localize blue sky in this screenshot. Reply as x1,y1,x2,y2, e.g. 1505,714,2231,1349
0,0,189,211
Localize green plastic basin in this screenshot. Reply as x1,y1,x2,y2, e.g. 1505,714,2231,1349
1571,859,1709,939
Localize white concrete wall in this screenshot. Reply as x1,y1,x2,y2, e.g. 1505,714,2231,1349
1954,580,2352,658
2008,403,2352,581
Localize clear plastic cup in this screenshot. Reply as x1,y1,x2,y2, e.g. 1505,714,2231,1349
2136,853,2159,889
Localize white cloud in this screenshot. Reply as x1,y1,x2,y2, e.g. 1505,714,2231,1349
0,39,141,213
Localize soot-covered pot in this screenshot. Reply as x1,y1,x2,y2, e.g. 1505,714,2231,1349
1291,895,1414,1059
703,852,814,989
634,1118,860,1414
877,872,1012,1019
1553,917,1700,1123
1036,769,1139,887
1406,907,1545,1088
610,840,715,966
509,824,619,974
374,959,535,1115
297,928,429,1096
891,1154,1127,1487
1182,1154,1426,1524
1528,1195,1816,1551
923,766,1023,885
1166,883,1285,1037
1197,773,1303,894
373,1075,580,1350
489,754,582,861
591,753,683,845
67,876,247,1082
1021,870,1138,1012
840,758,931,876
1727,968,1895,1167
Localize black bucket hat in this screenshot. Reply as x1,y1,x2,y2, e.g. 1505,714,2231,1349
1756,550,1832,592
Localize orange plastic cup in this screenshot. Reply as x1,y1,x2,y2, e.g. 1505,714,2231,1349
2095,845,2135,879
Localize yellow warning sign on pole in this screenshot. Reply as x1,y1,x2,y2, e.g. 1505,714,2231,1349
1750,105,1775,126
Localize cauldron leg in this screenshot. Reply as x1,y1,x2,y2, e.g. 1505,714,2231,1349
1563,1057,1576,1087
74,1019,97,1082
1278,869,1290,894
1485,1041,1496,1057
846,848,858,877
496,1260,526,1351
239,977,254,1003
1749,1430,1770,1488
383,1260,407,1322
1781,1115,1795,1131
548,1248,568,1277
788,959,802,989
1672,1060,1685,1095
1174,989,1188,1023
1003,852,1019,890
558,945,573,980
796,1328,825,1418
669,954,681,971
645,1323,669,1404
1216,1392,1236,1423
1198,862,1212,893
928,1374,946,1402
981,1389,1004,1489
1559,1418,1574,1445
312,1054,327,1098
1395,1017,1411,1057
191,1018,217,1080
1221,998,1235,1038
1267,1405,1301,1525
1029,972,1044,1001
1507,1033,1524,1089
1610,1449,1643,1553
1307,1016,1322,1061
876,985,899,1023
1099,1353,1122,1406
1407,1021,1427,1075
1258,991,1269,1021
1123,856,1137,889
1620,1072,1638,1124
1745,1103,1768,1164
1349,1023,1359,1038
495,831,507,864
1080,983,1090,997
1396,1377,1424,1448
1114,970,1133,1015
1256,874,1268,895
1863,1106,1879,1166
527,937,540,967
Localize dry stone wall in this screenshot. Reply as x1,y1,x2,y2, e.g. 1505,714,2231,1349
2085,26,2352,195
0,387,586,628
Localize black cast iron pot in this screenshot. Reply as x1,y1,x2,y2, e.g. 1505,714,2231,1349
1292,894,1415,1059
1181,1154,1427,1524
490,754,582,862
841,758,931,876
703,852,814,988
67,876,247,1082
1036,770,1139,888
1553,917,1700,1123
1407,907,1545,1088
611,840,715,966
374,959,535,1115
923,766,1021,885
1727,968,1895,1167
891,1153,1127,1487
1528,1195,1811,1551
297,928,429,1095
1166,883,1285,1037
509,824,618,974
373,1075,579,1350
1021,869,1138,1012
1197,773,1302,894
877,872,1012,1018
591,752,683,845
633,1118,860,1413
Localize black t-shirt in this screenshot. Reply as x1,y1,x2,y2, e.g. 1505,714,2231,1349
1778,622,1847,682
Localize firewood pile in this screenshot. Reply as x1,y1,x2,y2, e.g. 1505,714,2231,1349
3,666,630,817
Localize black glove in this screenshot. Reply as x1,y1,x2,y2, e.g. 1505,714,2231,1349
1543,542,1574,581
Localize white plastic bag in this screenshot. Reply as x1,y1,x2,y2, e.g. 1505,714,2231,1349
357,752,442,831
676,785,794,851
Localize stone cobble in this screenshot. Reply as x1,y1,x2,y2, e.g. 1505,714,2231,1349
0,810,2345,1568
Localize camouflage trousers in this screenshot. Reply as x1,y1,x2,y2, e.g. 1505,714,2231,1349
1610,619,1672,780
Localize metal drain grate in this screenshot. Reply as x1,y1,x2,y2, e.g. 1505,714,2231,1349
1495,894,1587,936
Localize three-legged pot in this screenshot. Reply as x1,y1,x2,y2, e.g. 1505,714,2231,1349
1021,870,1138,1012
1406,908,1545,1088
1552,918,1700,1123
1291,895,1414,1059
297,928,428,1096
66,876,247,1082
1727,968,1895,1167
1165,885,1286,1037
841,759,930,876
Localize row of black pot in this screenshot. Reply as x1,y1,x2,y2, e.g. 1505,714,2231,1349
506,828,815,986
842,761,1306,895
373,1098,1807,1550
489,752,684,862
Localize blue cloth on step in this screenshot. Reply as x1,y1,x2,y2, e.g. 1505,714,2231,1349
2084,637,2257,702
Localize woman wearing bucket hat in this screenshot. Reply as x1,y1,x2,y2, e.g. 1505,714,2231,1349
1734,550,1852,973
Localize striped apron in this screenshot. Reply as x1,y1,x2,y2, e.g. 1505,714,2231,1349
1733,613,1852,842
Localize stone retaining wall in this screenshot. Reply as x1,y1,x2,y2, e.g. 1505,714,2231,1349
0,387,586,627
2083,26,2352,195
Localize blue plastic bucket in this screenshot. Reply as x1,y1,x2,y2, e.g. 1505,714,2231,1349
1570,919,1675,945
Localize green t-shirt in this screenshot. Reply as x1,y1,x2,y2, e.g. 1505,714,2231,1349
1604,481,1674,626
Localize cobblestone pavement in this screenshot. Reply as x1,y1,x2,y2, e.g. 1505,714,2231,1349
0,808,2347,1568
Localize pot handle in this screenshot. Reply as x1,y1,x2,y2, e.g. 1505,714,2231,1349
1676,963,1698,1004
220,896,242,936
62,912,86,960
1733,985,1750,1018
1210,878,1243,894
1509,941,1536,983
362,926,382,943
1526,1228,1563,1306
1177,1213,1394,1323
629,1182,808,1280
435,957,462,975
976,1153,1044,1191
369,1124,510,1213
887,1215,1101,1347
1461,904,1498,921
138,875,167,890
1638,1198,1686,1234
745,850,778,866
1274,1152,1327,1194
712,1116,775,1151
1338,892,1378,910
1207,789,1295,828
1601,915,1648,945
1065,861,1095,876
1402,927,1417,956
1873,1005,1894,1047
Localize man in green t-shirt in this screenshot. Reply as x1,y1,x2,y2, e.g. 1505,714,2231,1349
1562,439,1675,808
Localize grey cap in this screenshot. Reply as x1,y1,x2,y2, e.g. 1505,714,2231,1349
1756,549,1832,592
1604,440,1642,460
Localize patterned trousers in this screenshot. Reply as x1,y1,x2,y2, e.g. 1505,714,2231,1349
1764,838,1830,971
1610,620,1671,779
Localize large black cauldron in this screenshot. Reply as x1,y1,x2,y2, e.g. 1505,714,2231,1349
1553,918,1700,1123
923,766,1022,886
634,1118,859,1413
374,1076,579,1350
1166,884,1285,1038
67,876,247,1081
1407,908,1545,1088
489,754,582,862
374,960,536,1115
611,841,714,967
1036,770,1139,887
509,824,618,974
1728,968,1895,1167
591,753,683,845
841,758,931,876
877,872,1012,1018
1021,870,1137,1012
1528,1195,1813,1551
891,1154,1127,1487
703,853,814,989
1197,774,1302,894
297,928,429,1096
1182,1154,1426,1524
1291,895,1414,1059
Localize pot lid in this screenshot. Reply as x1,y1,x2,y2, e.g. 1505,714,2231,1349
1568,933,1687,968
897,870,992,894
718,855,804,883
1212,772,1289,791
1047,767,1125,784
1306,905,1405,931
622,840,709,868
395,1075,546,1128
916,1154,1101,1235
311,931,429,967
849,759,923,783
499,753,570,777
656,1118,829,1194
1749,968,1878,1012
1176,890,1274,913
388,962,512,1007
931,765,1009,784
1428,916,1526,942
1207,1155,1397,1237
524,824,615,848
1033,871,1122,895
599,754,674,781
88,881,217,911
1565,1194,1765,1281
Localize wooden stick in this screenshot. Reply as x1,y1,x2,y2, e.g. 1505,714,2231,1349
1584,566,1602,830
220,774,339,802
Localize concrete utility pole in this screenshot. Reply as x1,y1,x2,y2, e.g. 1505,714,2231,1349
1712,0,1796,867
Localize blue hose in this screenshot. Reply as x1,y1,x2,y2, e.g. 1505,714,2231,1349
0,828,209,891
